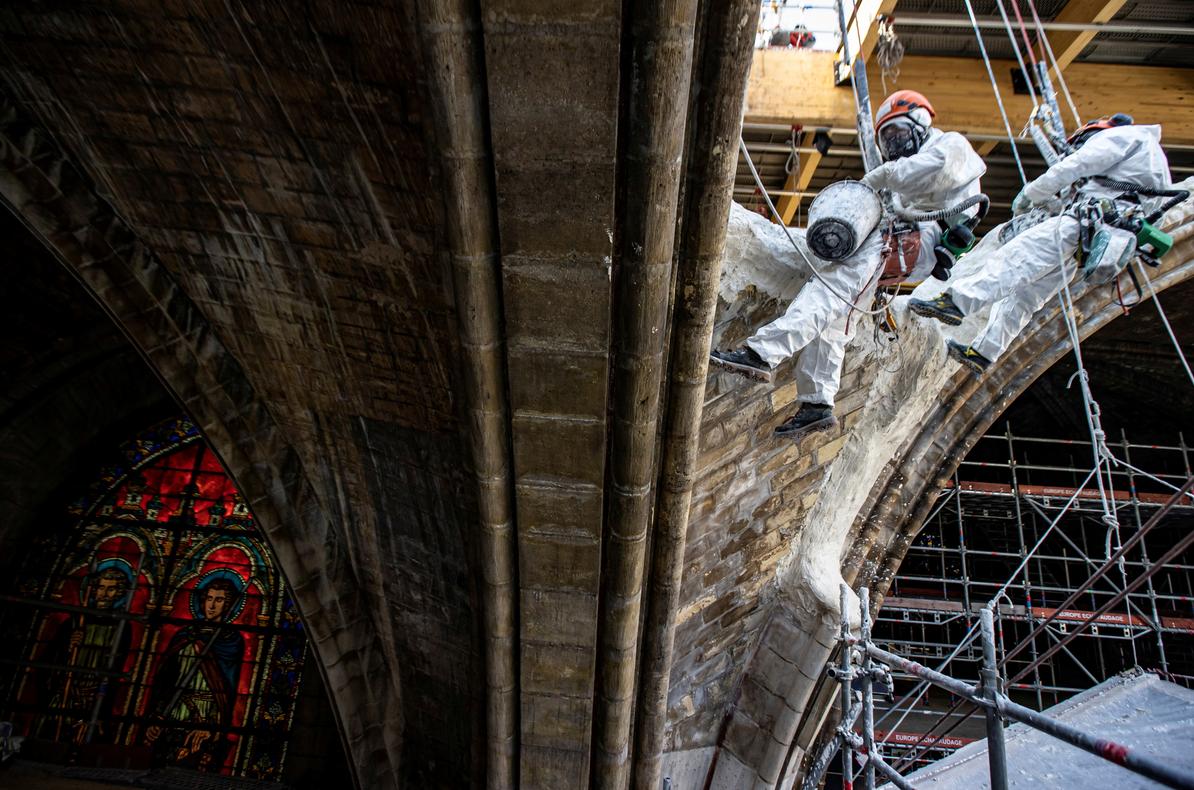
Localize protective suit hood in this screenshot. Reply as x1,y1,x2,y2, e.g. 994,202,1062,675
1023,124,1171,212
863,127,986,216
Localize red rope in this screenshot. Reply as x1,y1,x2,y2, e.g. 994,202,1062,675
1008,0,1039,68
1021,0,1050,63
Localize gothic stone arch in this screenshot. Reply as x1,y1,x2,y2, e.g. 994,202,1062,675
678,196,1194,789
0,94,401,789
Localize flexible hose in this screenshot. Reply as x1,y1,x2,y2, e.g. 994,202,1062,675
893,193,990,223
1093,177,1190,223
738,137,889,316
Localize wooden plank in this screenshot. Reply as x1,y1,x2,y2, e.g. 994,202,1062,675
858,0,898,63
1048,0,1129,72
745,49,1194,144
774,132,822,225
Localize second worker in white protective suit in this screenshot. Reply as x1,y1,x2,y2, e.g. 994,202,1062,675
909,115,1172,373
710,90,986,439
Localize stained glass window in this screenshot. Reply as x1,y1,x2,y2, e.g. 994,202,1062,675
1,417,309,779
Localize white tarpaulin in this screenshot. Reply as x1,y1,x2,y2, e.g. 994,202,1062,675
903,670,1194,788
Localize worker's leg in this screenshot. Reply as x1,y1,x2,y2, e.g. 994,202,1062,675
793,315,850,407
746,231,884,367
945,214,1079,316
909,220,1009,302
969,273,1062,362
777,269,881,437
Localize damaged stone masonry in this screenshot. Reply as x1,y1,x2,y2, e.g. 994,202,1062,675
1,2,1194,790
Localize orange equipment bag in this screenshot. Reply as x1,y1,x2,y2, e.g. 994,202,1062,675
879,226,922,287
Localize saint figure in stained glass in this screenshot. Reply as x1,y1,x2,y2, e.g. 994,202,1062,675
145,574,245,770
1,418,310,778
35,560,134,744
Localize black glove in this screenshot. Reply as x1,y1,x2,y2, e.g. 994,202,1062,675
931,245,956,281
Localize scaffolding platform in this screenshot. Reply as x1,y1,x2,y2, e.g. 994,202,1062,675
904,670,1194,788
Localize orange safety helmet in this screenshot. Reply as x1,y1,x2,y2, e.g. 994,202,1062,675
1066,113,1133,148
874,90,936,131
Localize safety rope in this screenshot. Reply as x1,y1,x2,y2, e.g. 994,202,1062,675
1007,0,1039,70
1023,0,1082,128
738,138,890,317
962,0,1027,185
993,0,1039,110
1131,261,1194,390
784,125,800,175
1056,251,1122,548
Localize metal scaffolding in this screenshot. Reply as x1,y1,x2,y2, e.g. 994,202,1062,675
807,584,1194,790
854,428,1194,777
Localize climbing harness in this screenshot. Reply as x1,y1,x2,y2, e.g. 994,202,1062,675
1067,179,1189,295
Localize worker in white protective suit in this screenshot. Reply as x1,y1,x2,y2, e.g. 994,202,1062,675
909,115,1173,373
710,90,986,439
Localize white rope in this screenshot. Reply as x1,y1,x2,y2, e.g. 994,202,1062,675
1056,256,1121,539
1134,260,1194,390
877,465,1098,743
962,0,1027,185
993,0,1039,110
1110,454,1194,502
738,138,889,316
1023,0,1082,128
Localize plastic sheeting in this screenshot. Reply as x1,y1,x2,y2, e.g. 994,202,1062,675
903,670,1194,788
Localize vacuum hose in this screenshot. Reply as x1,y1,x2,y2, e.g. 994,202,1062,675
891,193,990,224
1094,177,1190,224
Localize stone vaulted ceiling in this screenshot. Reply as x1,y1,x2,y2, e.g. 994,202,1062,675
2,2,1194,789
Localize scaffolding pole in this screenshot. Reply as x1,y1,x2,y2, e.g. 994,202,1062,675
834,587,1194,790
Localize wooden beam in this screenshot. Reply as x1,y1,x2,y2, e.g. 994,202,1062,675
745,49,1194,144
833,0,898,85
976,140,999,157
858,0,898,63
1048,0,1129,72
775,132,823,225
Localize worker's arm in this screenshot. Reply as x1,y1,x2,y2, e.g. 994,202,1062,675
862,132,982,197
1022,132,1131,204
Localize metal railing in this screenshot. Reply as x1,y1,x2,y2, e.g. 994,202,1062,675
803,584,1194,790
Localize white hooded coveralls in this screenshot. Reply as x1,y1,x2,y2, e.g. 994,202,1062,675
942,124,1171,362
746,128,986,406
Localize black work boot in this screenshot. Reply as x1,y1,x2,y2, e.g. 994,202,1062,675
775,403,837,439
909,292,965,326
709,346,774,383
946,339,991,376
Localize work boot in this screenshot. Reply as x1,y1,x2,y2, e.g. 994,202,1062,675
909,292,965,326
775,403,837,439
709,346,774,383
946,339,991,375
